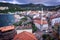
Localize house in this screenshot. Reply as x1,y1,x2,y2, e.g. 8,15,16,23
0,7,8,10
13,31,37,40
50,13,60,26
33,18,48,32
14,15,24,22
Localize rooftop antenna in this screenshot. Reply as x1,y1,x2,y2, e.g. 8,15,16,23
42,8,43,14
40,7,44,31
41,7,44,24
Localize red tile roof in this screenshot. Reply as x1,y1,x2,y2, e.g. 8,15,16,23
34,20,48,24
13,31,37,40
50,14,60,19
33,18,41,20
29,11,39,14
0,26,14,32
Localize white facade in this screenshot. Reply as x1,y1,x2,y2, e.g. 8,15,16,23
34,23,48,31
51,17,60,26
0,7,8,10
34,23,41,30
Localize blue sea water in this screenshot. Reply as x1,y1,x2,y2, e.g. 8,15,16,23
0,14,15,27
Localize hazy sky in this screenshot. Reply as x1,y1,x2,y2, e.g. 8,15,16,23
0,0,60,6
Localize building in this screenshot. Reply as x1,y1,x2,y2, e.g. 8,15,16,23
0,7,9,10
33,17,48,31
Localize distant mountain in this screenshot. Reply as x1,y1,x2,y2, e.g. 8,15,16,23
0,2,60,13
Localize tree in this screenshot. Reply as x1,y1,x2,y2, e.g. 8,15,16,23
19,14,37,33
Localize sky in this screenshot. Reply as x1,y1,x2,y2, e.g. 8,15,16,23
0,0,60,6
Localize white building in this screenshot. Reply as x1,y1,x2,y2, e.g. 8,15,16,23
0,7,9,10
33,18,48,32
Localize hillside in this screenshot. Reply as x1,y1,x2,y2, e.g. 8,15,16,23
0,2,60,13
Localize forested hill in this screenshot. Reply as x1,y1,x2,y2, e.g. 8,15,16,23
0,2,60,13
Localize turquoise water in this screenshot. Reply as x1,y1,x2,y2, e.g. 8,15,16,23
0,14,15,27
